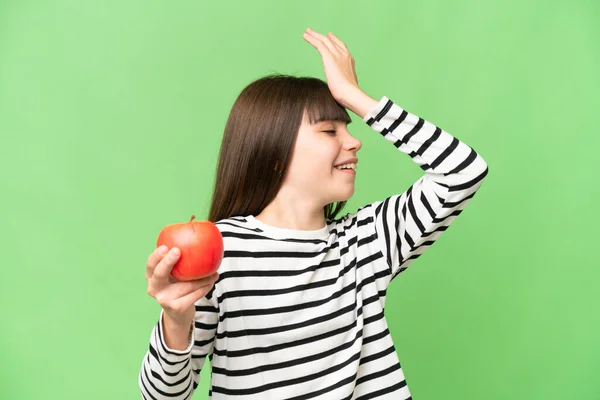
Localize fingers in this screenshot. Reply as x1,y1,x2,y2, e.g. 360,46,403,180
154,274,218,304
169,273,219,299
146,245,168,278
155,273,219,312
153,247,181,281
302,31,325,52
327,32,349,53
303,28,340,56
169,283,215,314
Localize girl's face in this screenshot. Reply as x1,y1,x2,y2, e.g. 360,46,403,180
284,111,362,207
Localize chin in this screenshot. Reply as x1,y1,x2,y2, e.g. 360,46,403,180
332,188,355,203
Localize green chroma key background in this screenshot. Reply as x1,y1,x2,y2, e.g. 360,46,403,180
1,0,598,398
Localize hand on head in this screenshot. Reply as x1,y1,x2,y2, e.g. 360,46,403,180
302,28,361,109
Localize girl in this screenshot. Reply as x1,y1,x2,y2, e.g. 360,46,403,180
139,28,489,399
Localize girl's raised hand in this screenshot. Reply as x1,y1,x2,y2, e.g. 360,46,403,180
303,28,361,109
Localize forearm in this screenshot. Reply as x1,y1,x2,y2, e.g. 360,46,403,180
365,96,488,277
364,96,488,186
139,311,195,399
162,312,193,351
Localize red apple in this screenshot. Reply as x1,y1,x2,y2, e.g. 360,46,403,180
156,215,224,281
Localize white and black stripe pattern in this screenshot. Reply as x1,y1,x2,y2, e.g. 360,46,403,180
365,96,489,282
139,96,488,399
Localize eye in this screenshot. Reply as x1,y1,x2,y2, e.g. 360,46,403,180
323,130,336,135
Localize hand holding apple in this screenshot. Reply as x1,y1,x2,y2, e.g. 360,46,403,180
145,244,219,348
144,215,223,348
156,215,224,281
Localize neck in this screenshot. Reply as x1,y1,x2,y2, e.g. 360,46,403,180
254,192,326,231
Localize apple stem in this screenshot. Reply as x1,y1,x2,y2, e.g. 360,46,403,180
190,215,196,233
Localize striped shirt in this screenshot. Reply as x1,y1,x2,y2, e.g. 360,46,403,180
139,95,489,399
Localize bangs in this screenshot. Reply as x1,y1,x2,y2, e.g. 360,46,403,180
303,85,352,125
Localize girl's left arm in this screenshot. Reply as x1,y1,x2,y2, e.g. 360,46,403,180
358,95,489,281
302,29,488,281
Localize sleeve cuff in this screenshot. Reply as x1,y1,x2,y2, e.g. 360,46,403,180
362,96,391,124
157,309,194,357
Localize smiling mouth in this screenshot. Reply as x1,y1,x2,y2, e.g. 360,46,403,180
333,163,357,171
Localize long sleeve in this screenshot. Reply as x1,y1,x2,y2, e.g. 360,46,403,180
364,96,489,282
139,289,219,399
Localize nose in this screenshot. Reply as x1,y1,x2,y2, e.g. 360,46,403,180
343,132,362,152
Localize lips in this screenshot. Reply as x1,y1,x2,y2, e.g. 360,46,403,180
334,162,357,171
334,157,358,167
335,168,356,174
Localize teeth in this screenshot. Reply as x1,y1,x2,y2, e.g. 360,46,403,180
335,163,357,170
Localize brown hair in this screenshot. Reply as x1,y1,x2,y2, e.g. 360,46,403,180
207,73,352,223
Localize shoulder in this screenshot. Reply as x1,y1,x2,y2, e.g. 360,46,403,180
213,215,262,235
212,215,271,251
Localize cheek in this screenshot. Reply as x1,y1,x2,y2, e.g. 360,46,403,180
289,136,340,183
298,142,336,168
291,156,331,181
